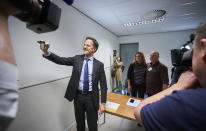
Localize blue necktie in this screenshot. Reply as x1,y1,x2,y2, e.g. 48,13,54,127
83,58,89,91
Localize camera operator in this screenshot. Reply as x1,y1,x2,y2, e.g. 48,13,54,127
0,1,19,130
134,20,206,130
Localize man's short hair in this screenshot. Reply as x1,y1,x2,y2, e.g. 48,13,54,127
154,52,159,57
86,37,99,52
195,20,206,45
151,51,159,57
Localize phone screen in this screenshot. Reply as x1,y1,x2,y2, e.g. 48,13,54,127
130,99,134,103
38,41,45,48
40,43,45,48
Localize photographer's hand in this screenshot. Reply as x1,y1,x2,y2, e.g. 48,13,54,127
0,0,20,65
0,14,16,65
134,71,198,125
0,4,17,65
176,71,198,90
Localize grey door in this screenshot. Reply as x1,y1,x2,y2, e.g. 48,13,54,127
120,43,139,88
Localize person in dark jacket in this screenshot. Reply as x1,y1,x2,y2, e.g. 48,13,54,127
39,37,107,131
127,52,147,98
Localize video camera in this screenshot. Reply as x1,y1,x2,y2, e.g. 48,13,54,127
8,0,74,33
169,34,195,86
171,34,195,67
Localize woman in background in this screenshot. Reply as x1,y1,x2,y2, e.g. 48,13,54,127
127,52,147,98
114,56,123,92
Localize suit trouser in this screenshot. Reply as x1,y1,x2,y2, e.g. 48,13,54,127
74,92,98,131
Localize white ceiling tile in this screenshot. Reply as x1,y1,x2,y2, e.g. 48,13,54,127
71,0,206,36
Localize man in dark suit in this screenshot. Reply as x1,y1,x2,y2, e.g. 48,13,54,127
38,37,107,131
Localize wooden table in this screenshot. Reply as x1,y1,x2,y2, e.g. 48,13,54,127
105,92,143,121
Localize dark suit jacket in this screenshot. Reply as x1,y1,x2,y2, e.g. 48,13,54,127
43,53,107,110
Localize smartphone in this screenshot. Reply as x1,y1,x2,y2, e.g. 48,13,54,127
38,41,45,48
129,99,134,103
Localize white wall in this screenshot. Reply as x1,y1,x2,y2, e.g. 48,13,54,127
118,29,195,80
7,1,117,131
8,79,75,131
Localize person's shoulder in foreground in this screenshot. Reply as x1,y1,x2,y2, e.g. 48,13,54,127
141,86,206,131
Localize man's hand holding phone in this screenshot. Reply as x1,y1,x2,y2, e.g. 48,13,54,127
37,40,50,55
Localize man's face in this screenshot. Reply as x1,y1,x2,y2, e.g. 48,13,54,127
150,52,159,63
83,39,96,57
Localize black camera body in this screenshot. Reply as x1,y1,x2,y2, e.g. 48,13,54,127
171,48,192,67
9,0,61,33
171,34,195,67
170,34,195,86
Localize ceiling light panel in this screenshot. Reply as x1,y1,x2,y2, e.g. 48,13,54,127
142,10,166,20
123,17,165,27
179,1,197,6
